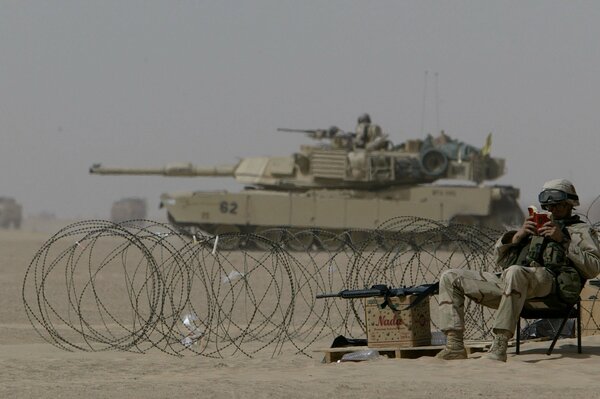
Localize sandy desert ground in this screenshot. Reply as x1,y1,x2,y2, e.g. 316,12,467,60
2,219,600,398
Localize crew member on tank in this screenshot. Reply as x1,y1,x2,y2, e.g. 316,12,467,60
354,113,383,149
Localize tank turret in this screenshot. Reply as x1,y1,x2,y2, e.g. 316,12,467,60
90,127,523,248
91,131,505,189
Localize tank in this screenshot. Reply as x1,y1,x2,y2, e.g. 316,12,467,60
110,197,147,223
0,197,22,229
90,127,524,249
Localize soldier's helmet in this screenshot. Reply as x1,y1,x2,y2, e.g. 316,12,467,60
357,113,371,124
327,125,341,138
539,178,580,207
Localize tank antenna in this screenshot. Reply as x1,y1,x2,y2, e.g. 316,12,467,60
435,72,440,134
420,70,428,136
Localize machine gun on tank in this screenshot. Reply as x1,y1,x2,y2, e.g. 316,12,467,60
278,127,359,150
316,282,439,311
277,127,341,138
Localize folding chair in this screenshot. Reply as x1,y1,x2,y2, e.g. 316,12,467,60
516,297,581,355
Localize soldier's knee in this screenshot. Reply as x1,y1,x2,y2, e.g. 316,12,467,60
503,265,527,281
439,269,455,282
439,268,461,287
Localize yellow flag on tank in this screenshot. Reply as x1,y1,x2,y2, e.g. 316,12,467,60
481,133,492,156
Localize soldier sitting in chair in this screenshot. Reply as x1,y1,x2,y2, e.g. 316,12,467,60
435,179,600,361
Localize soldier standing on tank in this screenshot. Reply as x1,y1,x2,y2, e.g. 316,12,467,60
435,179,600,362
354,113,383,149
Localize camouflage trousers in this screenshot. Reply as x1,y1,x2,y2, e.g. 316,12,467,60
437,265,554,335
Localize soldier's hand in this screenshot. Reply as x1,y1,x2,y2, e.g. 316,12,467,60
512,220,537,243
538,222,565,243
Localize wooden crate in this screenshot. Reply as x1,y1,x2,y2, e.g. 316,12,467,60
364,295,431,348
313,343,490,363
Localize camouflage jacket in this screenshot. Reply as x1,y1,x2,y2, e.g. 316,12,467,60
494,220,600,280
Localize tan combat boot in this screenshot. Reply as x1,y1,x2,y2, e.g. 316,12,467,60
435,330,468,360
486,329,511,362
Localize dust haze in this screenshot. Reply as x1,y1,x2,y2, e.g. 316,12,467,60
2,1,599,221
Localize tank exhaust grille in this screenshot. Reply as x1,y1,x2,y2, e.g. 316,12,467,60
310,150,348,179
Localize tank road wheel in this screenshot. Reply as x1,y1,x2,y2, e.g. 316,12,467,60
449,215,480,227
316,230,347,251
254,227,285,251
213,225,242,251
175,224,204,238
284,228,315,252
167,213,205,237
348,230,377,250
377,232,410,252
411,230,444,252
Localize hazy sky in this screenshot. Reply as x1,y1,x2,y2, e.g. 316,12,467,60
2,1,599,219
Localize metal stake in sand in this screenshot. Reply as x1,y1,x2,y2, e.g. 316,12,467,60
212,235,219,254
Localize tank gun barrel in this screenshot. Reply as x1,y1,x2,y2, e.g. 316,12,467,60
89,162,236,177
277,128,319,134
277,127,335,140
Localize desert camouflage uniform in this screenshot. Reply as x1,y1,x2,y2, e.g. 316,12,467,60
438,220,600,335
355,123,383,148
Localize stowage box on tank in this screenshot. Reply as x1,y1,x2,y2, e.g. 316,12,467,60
90,120,524,249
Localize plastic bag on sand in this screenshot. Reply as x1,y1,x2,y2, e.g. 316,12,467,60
180,312,204,347
338,349,380,362
221,270,245,284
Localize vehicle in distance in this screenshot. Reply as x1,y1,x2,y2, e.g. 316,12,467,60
0,197,22,229
110,197,147,223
